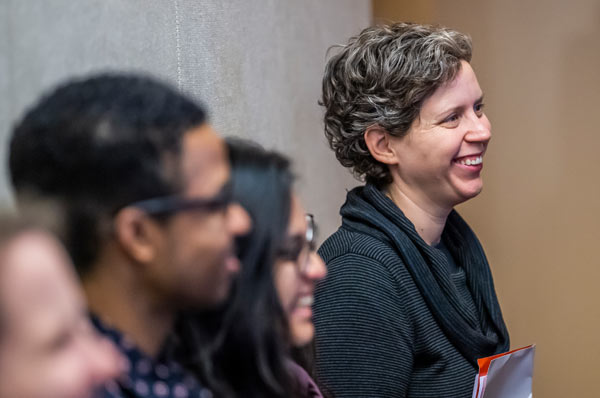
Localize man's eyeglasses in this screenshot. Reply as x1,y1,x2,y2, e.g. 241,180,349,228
277,214,317,274
125,181,233,217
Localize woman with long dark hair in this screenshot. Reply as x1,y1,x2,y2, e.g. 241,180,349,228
173,138,325,398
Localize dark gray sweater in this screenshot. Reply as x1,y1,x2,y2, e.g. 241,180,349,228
313,185,509,398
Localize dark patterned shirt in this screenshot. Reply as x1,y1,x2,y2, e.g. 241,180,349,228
92,315,213,398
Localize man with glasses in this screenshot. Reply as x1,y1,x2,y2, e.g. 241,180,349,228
9,73,251,397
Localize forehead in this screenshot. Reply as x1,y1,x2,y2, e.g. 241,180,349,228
0,232,82,330
180,124,229,198
421,61,482,114
287,195,307,236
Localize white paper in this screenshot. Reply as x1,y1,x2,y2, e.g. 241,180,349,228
472,345,536,398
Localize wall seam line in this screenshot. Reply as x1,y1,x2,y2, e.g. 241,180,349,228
174,0,182,90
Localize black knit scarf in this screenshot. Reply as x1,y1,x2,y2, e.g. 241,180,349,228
340,184,510,366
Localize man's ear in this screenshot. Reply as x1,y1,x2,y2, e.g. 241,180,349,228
363,124,399,165
112,207,161,264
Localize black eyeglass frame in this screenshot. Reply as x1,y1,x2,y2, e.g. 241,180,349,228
125,181,234,217
277,213,317,274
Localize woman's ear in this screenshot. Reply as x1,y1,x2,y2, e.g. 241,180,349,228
112,207,160,264
363,124,399,165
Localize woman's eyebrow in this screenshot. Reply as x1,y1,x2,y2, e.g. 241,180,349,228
436,93,486,118
288,234,304,243
281,234,304,247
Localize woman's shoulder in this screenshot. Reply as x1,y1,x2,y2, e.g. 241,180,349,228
317,227,412,294
318,225,399,266
287,360,324,398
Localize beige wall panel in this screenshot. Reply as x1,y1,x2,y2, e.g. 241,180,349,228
374,1,600,397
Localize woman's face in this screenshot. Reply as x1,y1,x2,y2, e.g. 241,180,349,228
0,231,122,398
274,195,327,347
388,61,491,210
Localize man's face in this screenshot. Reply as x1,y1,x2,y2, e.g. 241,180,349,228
0,231,121,398
151,125,251,309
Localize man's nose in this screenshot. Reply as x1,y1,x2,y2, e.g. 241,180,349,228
226,202,252,236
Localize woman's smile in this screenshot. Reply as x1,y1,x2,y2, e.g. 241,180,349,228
453,153,484,171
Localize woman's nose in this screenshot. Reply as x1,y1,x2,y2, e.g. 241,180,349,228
305,251,327,281
465,119,491,144
85,335,124,389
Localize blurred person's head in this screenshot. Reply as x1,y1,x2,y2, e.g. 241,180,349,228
228,139,325,347
274,208,326,347
0,215,121,398
174,139,324,397
9,74,251,313
322,23,490,210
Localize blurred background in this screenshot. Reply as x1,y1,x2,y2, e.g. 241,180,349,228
2,1,599,396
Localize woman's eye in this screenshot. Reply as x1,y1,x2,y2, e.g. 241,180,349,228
474,103,485,116
441,113,460,126
285,245,303,262
48,331,73,352
278,236,304,262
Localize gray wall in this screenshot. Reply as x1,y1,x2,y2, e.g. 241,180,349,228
1,0,371,239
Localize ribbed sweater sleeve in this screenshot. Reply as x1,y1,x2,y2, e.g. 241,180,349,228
313,250,414,398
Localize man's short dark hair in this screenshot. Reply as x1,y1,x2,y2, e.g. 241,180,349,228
9,73,207,274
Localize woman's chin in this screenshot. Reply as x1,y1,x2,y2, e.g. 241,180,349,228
464,185,484,201
290,321,315,347
451,181,484,205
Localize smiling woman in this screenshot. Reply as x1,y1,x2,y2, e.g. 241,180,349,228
382,60,492,227
275,207,327,349
0,214,121,398
313,23,509,398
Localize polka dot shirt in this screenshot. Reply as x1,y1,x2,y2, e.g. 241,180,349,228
92,315,213,398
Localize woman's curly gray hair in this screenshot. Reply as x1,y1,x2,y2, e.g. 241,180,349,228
321,22,472,186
